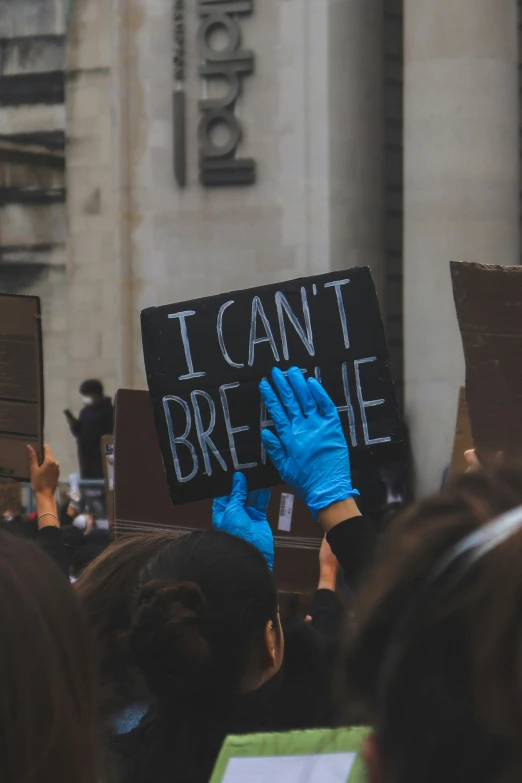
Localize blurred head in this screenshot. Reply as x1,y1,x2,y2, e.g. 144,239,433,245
346,466,522,783
76,532,178,717
0,532,97,783
128,529,283,706
79,379,104,406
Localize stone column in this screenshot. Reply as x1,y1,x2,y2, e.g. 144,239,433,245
328,0,385,305
404,0,519,495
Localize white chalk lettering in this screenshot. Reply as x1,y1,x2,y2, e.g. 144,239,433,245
168,310,206,380
163,395,198,483
217,301,244,369
314,364,357,446
220,382,258,470
275,287,315,360
324,279,351,349
354,357,391,445
248,296,280,366
190,390,228,476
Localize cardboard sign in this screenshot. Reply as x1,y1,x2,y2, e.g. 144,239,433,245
0,293,43,481
451,261,522,459
113,389,322,593
449,387,474,477
209,728,370,783
141,268,403,505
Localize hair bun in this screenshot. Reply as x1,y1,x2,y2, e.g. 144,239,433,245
129,579,209,695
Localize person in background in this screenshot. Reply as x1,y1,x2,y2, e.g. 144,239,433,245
345,466,522,783
27,444,70,577
65,379,113,479
0,530,98,783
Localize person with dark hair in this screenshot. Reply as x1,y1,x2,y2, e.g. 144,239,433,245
112,529,283,783
0,530,98,783
344,465,522,783
65,378,113,478
111,368,377,782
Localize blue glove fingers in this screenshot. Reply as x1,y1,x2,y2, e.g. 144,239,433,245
271,367,302,422
308,377,341,420
261,429,286,474
230,471,248,506
211,495,229,529
259,379,291,440
247,488,272,514
286,366,317,416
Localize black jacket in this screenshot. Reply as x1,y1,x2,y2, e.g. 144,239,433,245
69,398,113,479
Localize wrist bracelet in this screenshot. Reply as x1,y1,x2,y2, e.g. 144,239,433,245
37,512,59,524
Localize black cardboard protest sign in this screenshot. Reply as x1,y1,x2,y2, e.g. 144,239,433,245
0,293,44,481
141,267,403,505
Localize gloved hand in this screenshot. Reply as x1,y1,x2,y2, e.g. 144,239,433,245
212,472,274,570
259,366,358,519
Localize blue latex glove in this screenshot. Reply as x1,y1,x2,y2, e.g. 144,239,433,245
212,472,274,570
259,366,358,519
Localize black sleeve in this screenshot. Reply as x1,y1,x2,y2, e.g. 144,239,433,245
37,527,69,578
68,414,82,437
310,588,339,649
326,515,378,590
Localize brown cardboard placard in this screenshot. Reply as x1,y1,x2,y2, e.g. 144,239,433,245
449,387,474,477
0,293,43,481
101,435,114,534
451,261,522,460
113,389,321,593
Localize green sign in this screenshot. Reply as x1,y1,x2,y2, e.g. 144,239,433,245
210,727,370,783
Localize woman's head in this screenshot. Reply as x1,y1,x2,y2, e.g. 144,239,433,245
347,466,522,783
128,529,282,703
76,532,178,714
0,532,97,783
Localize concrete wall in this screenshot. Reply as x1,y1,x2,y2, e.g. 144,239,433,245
0,0,69,469
63,0,116,473
109,0,385,389
403,0,520,495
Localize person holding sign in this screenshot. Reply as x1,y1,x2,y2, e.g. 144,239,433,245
258,367,377,589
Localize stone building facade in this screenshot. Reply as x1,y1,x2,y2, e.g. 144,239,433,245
1,0,520,493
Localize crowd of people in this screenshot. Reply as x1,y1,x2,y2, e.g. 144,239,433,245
2,365,520,782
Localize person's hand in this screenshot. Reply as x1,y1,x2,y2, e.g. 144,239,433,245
464,449,480,472
28,444,60,498
259,367,358,519
317,535,340,591
464,448,503,472
213,472,274,570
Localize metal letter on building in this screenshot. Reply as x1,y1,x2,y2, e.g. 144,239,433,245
173,0,187,187
197,0,256,187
